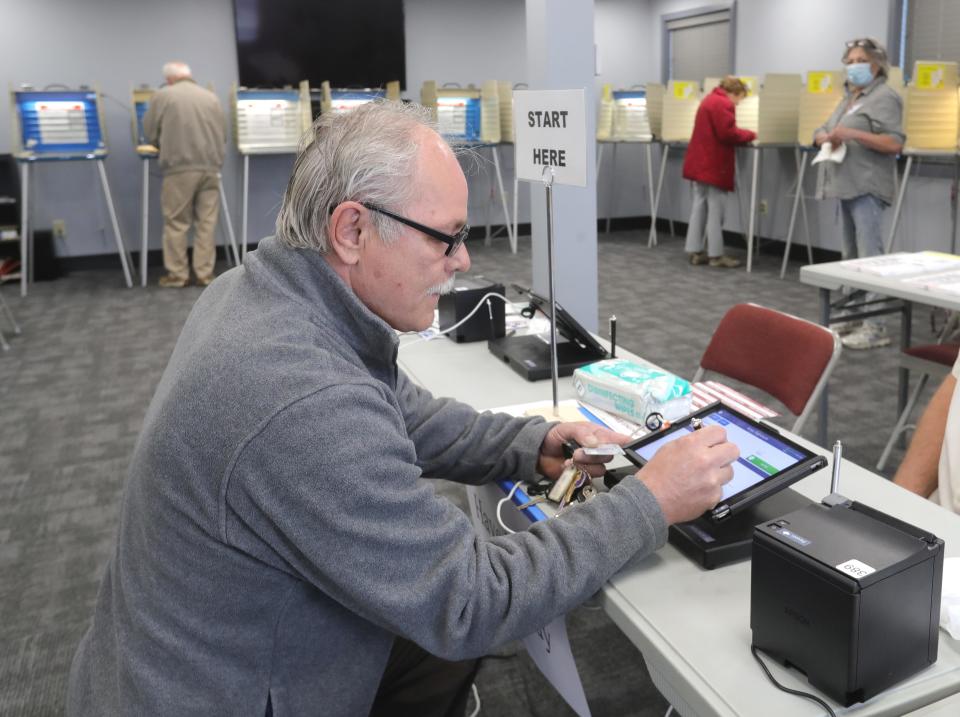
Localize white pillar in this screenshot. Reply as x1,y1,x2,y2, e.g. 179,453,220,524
526,0,599,331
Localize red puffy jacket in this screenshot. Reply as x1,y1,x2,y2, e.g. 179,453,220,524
682,87,756,192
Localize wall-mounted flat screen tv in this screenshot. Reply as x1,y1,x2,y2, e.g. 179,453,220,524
233,0,406,90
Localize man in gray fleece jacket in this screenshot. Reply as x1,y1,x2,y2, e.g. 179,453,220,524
68,101,736,716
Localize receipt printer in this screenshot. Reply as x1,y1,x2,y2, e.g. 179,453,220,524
438,276,505,343
751,499,944,706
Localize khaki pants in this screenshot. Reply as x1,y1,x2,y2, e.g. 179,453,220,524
161,170,220,282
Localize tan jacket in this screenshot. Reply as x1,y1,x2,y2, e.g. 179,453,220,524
143,79,226,174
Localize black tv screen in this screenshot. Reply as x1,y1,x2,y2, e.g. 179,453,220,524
233,0,406,89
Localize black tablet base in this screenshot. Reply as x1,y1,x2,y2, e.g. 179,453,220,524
669,489,814,569
488,334,606,382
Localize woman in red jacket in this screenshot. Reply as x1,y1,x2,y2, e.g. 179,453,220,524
683,77,757,268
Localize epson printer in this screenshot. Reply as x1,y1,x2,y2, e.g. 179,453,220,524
751,497,944,706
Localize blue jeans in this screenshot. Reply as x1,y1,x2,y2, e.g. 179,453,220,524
838,194,888,328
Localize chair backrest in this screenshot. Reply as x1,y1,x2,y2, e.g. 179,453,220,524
695,303,841,433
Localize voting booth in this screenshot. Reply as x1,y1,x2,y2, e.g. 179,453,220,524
317,80,399,116
11,86,134,295
660,80,700,143
421,80,515,250
231,82,312,260
903,61,959,153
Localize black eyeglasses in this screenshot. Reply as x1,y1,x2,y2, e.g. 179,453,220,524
362,202,469,257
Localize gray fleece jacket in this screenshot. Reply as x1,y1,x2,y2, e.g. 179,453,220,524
66,237,668,716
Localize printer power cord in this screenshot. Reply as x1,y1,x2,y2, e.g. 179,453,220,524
750,645,837,717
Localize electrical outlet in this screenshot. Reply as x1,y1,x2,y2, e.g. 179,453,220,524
52,219,67,239
759,200,769,215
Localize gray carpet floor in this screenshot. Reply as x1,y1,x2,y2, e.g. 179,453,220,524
0,231,944,716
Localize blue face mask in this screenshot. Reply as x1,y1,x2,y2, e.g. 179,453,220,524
846,62,874,87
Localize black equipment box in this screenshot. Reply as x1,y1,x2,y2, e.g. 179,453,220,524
669,488,812,569
751,500,944,706
438,276,505,343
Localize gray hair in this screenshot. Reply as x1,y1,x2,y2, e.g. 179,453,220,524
276,100,443,252
162,61,192,82
843,38,889,78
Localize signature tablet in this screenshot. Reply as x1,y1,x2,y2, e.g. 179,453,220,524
624,401,827,521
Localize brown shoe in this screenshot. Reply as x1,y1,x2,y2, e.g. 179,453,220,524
158,274,190,288
196,274,216,287
688,252,708,266
708,255,742,269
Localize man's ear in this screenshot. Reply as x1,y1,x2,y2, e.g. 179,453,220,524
328,202,366,266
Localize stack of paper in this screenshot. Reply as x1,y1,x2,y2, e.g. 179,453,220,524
845,251,960,277
797,70,842,146
645,83,665,139
904,269,960,295
904,61,959,153
661,80,700,142
757,74,801,144
497,81,514,143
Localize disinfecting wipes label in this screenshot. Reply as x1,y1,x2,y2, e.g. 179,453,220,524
836,558,876,579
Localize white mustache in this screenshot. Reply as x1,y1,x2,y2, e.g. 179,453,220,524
427,275,457,296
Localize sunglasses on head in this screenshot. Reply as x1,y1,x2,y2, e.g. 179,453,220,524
846,38,877,49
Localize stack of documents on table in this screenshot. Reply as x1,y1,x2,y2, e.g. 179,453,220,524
904,269,960,295
844,252,960,278
690,381,778,422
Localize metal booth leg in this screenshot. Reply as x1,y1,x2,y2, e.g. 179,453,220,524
491,145,514,249
140,158,150,287
648,144,669,247
780,148,809,278
218,174,241,267
885,155,912,254
241,154,250,262
746,146,760,273
96,160,135,288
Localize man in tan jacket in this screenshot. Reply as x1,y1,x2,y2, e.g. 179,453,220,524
144,61,226,287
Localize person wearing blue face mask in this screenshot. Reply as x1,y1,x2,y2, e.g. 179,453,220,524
814,37,905,350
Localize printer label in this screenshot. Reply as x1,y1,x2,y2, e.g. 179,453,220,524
836,558,876,579
775,528,811,547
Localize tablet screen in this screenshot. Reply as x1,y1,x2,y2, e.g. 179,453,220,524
630,406,810,501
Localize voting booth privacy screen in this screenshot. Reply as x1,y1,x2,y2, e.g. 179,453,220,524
13,90,107,158
233,0,406,90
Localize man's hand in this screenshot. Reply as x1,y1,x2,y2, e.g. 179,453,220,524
636,425,739,525
537,421,632,480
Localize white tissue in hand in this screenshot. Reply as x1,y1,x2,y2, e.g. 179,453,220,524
940,557,960,640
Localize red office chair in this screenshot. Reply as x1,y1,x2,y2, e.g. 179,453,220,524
876,341,960,471
693,303,842,434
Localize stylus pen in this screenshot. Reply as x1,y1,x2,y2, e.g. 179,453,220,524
609,315,617,358
830,440,843,494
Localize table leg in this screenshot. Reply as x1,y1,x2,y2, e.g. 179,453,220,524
97,159,135,288
648,144,669,248
780,149,808,279
899,301,913,417
884,155,912,254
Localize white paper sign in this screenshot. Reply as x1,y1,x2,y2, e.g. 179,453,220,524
466,481,592,716
513,89,587,187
